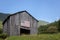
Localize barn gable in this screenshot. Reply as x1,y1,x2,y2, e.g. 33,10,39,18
3,11,38,25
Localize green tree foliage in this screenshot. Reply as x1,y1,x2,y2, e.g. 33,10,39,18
0,21,3,34
0,28,3,34
0,33,8,39
38,19,60,34
0,21,2,28
57,19,60,32
38,25,48,34
47,26,58,33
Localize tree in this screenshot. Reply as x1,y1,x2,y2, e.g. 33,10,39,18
47,26,58,33
57,19,60,32
38,25,48,34
0,28,3,34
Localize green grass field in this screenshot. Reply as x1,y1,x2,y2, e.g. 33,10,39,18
6,33,60,40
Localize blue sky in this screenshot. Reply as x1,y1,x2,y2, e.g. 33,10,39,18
0,0,60,23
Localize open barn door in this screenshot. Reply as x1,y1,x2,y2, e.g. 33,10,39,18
20,28,30,35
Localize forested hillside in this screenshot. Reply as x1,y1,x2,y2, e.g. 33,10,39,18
38,20,49,27
38,19,60,34
0,13,10,29
0,13,10,21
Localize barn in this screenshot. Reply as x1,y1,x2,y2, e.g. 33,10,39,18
3,10,39,36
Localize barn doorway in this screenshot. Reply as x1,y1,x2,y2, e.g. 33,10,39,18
20,28,30,35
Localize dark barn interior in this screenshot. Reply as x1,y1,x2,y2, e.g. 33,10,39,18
20,28,30,35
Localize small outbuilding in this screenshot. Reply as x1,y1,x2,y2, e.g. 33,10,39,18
3,10,39,36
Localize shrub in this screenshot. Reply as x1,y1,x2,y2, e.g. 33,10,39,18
47,26,58,34
38,25,48,34
0,33,8,39
0,28,3,34
57,19,60,32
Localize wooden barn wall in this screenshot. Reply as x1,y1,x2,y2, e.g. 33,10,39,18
3,12,38,36
31,19,38,34
27,14,38,34
20,12,38,34
3,21,7,33
7,18,10,35
20,12,30,24
15,14,20,35
9,14,20,36
3,18,10,35
20,12,30,29
9,15,14,36
30,16,37,34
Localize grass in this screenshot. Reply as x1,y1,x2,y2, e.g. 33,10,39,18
6,33,60,40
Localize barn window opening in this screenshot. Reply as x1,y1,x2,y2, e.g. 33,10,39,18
20,28,30,35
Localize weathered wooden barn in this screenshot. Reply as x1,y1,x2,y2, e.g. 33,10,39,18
3,11,39,36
